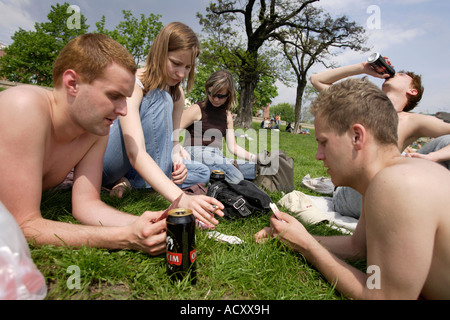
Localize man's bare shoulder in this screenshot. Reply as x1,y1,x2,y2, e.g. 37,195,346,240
0,85,53,119
0,86,54,150
400,111,450,135
367,157,450,212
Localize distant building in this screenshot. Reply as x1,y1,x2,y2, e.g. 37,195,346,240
0,41,6,58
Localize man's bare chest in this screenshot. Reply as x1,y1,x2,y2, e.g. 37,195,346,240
42,135,98,190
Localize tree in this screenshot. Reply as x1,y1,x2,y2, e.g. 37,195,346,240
253,74,278,115
271,102,295,123
275,6,368,131
0,3,88,86
95,11,163,66
186,37,278,115
197,0,319,129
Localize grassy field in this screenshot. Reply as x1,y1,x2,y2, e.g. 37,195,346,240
32,122,364,300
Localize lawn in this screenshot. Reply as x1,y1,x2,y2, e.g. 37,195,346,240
31,122,365,301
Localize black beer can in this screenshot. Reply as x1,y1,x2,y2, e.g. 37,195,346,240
166,208,197,283
210,170,225,184
368,53,395,78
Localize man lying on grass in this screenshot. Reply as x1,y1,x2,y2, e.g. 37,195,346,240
256,78,450,300
0,33,222,256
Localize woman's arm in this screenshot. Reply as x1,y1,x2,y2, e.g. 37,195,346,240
225,111,257,162
118,79,185,203
180,103,202,130
119,84,224,227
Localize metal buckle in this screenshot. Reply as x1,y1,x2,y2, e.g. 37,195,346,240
233,198,246,210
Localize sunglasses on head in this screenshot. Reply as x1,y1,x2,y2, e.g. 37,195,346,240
207,90,229,99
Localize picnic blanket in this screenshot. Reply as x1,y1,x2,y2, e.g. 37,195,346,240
277,190,358,234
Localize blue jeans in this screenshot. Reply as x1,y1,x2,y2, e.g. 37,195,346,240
184,146,256,184
102,89,210,189
418,134,450,169
333,186,362,219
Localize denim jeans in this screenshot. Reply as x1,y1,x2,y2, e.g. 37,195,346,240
184,146,256,184
333,186,362,219
102,89,210,189
418,134,450,169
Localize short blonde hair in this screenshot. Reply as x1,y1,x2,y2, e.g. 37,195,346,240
141,22,199,101
311,78,398,146
53,33,136,87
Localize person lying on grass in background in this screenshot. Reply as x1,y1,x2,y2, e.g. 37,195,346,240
101,22,223,229
256,78,450,300
0,34,167,256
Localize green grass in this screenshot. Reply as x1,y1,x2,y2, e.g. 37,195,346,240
32,123,364,300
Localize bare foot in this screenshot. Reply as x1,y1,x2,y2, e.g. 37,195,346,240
110,177,131,198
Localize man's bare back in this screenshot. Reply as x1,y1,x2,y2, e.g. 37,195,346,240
364,155,450,299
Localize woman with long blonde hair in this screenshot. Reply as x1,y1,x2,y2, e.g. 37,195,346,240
102,22,223,228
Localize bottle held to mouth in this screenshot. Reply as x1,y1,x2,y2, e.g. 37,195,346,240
368,53,396,78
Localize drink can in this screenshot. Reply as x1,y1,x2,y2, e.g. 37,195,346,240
166,208,197,283
210,170,225,184
368,52,395,78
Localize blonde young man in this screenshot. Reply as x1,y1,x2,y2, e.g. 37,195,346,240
310,58,450,165
256,78,450,299
0,34,166,255
310,59,450,219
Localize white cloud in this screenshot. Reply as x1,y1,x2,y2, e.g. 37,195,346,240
393,0,431,4
316,0,372,16
0,0,35,44
366,27,427,52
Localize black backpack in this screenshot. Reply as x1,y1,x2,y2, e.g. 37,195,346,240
206,180,272,218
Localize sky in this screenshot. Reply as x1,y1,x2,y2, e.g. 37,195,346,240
0,0,449,114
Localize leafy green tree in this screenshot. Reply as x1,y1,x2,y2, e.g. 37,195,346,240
275,6,368,130
253,74,277,115
197,0,319,129
96,11,163,66
0,2,88,86
270,102,295,124
188,37,279,116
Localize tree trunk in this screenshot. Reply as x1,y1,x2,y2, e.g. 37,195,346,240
293,78,307,133
234,52,259,129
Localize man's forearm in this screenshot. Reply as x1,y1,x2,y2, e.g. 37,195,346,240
22,217,130,250
310,63,365,93
72,198,138,227
314,235,365,260
303,238,369,299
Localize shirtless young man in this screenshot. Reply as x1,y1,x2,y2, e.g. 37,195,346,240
257,78,450,299
0,34,166,255
310,58,450,218
310,58,450,162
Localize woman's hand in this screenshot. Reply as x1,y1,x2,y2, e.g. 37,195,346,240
179,193,225,229
171,162,188,185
